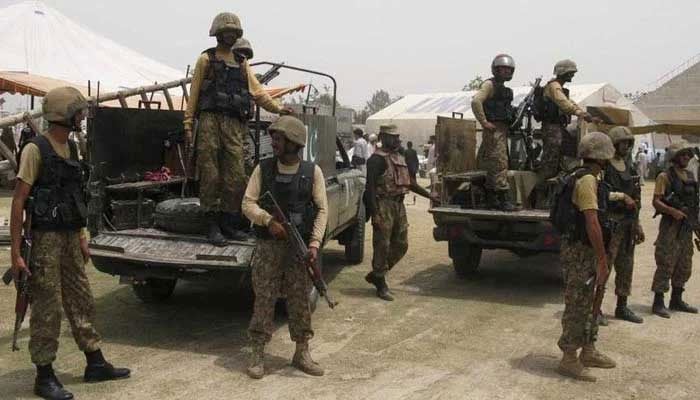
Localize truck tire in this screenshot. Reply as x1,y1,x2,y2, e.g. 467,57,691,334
344,199,366,264
132,278,177,303
153,198,208,234
452,245,482,278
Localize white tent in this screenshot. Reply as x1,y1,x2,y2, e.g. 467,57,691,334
366,82,655,151
0,1,185,93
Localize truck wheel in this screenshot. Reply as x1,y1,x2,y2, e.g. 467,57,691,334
153,198,208,234
344,199,366,264
132,278,177,303
452,246,482,278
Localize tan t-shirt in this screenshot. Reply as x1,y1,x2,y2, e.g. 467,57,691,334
654,167,689,196
241,160,328,249
573,173,599,211
184,47,282,131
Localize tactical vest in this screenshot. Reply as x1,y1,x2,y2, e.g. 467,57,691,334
198,48,253,121
30,136,87,231
660,167,700,228
605,159,641,217
255,158,317,243
542,80,572,126
551,167,611,246
482,78,515,123
374,149,411,198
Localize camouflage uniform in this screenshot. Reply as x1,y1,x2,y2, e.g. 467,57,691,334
248,240,313,344
607,223,636,297
538,122,565,181
29,231,101,365
480,122,510,191
558,238,598,351
372,197,409,277
652,217,693,293
197,112,248,213
369,149,411,277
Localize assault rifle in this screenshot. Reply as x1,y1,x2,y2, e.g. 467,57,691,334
585,272,608,344
510,77,542,171
257,63,285,85
653,192,700,251
261,191,338,309
2,197,34,351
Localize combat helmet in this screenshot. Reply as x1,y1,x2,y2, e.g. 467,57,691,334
269,116,307,147
578,131,615,161
666,140,694,163
42,87,88,126
554,59,578,76
209,12,243,37
607,126,635,145
379,124,399,136
368,133,378,142
233,38,253,59
491,54,516,75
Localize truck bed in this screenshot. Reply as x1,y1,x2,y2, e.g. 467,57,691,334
89,228,256,271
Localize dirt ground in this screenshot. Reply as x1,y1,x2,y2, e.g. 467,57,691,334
1,182,699,400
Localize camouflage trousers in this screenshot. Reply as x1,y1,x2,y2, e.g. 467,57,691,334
371,197,409,277
197,112,247,213
479,122,509,191
248,240,313,345
537,123,564,183
29,231,101,366
607,221,637,297
558,238,598,352
652,218,694,293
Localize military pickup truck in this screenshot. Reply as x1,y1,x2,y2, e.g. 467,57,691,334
429,106,641,277
86,63,366,307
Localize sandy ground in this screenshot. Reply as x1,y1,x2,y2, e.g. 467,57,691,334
0,183,699,400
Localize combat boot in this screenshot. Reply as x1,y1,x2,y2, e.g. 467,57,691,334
365,272,394,301
669,287,699,314
83,350,131,383
580,344,616,369
496,190,517,212
557,351,596,382
219,212,252,241
292,342,324,376
206,212,227,247
34,364,74,400
246,343,265,379
652,292,671,318
615,296,644,323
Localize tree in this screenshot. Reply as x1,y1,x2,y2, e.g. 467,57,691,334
365,89,393,116
354,109,370,124
462,76,484,91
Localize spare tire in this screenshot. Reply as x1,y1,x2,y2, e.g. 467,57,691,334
154,197,208,234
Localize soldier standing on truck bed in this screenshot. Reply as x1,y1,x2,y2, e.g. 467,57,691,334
650,140,699,318
554,132,617,382
184,12,291,246
537,59,596,184
601,126,645,324
364,124,439,301
11,87,130,400
471,54,517,211
241,116,328,379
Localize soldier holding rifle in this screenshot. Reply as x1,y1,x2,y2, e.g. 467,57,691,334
650,140,698,318
9,87,130,400
242,115,329,379
554,132,617,382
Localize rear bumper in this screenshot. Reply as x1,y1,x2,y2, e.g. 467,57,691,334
430,207,560,252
